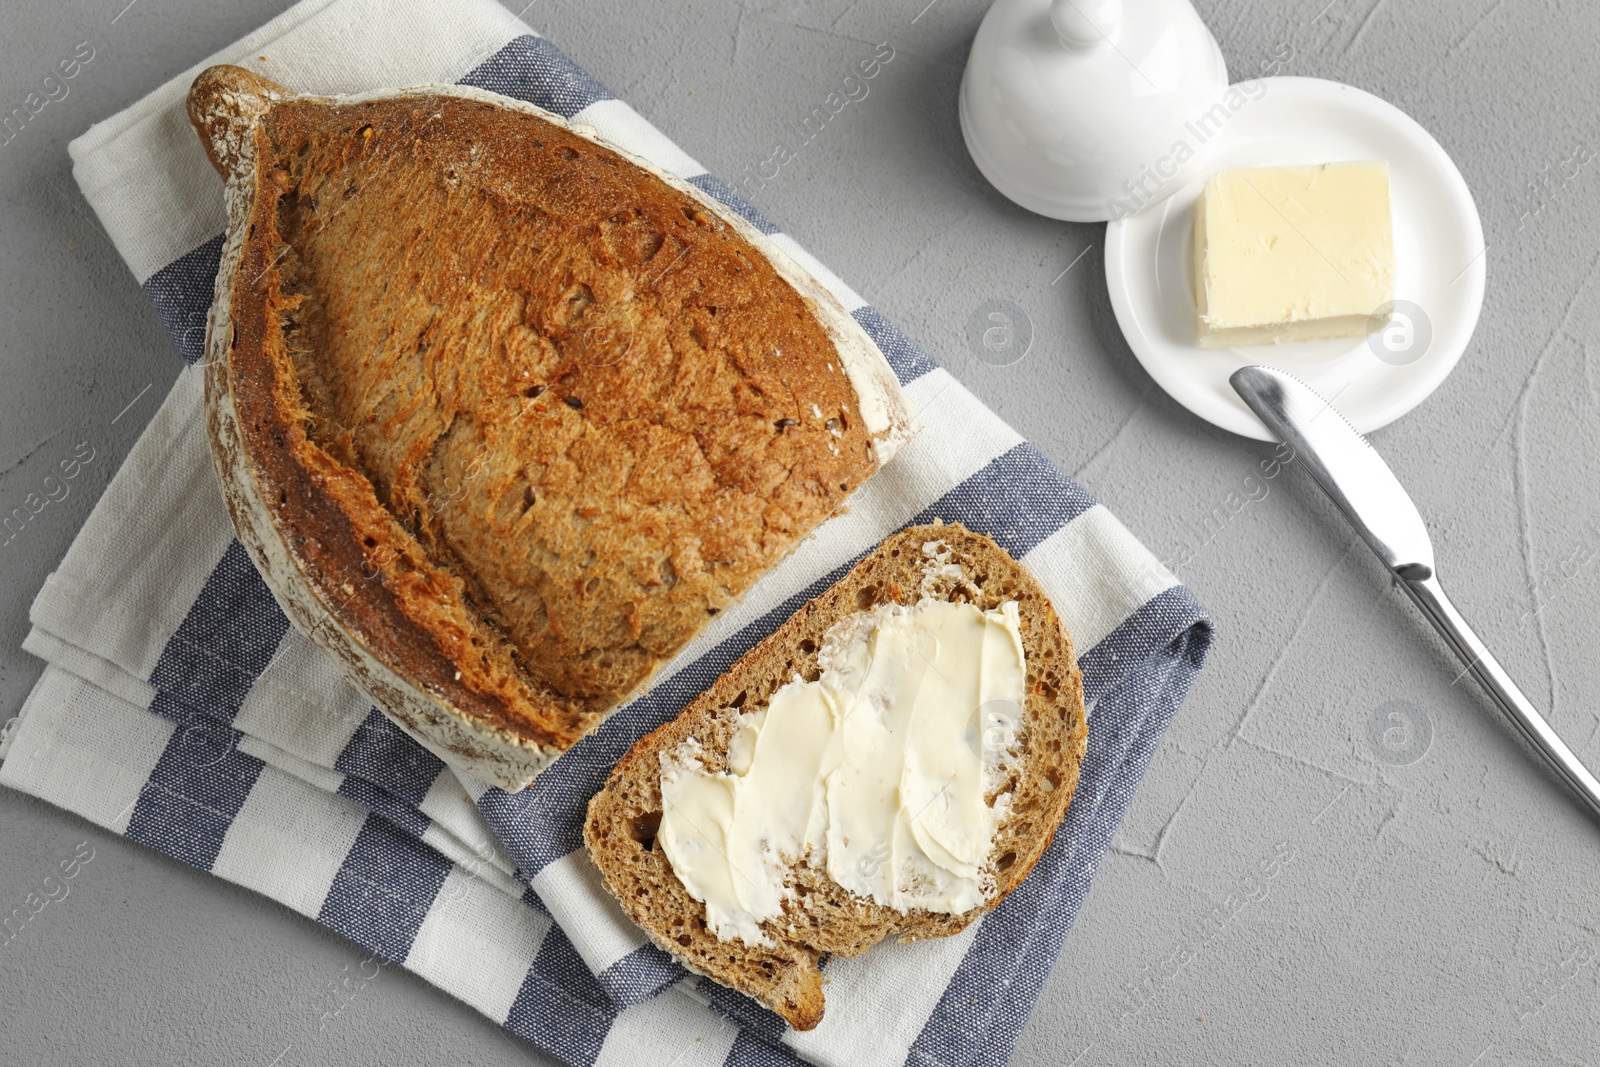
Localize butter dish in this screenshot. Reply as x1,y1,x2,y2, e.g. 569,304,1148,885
1104,78,1485,441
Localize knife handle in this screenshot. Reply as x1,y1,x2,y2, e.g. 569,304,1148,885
1402,574,1600,823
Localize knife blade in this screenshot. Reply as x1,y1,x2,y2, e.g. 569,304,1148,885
1230,365,1600,825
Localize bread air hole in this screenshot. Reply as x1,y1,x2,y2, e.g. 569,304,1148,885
630,810,661,850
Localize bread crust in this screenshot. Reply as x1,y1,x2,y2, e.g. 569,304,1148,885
584,523,1088,1029
187,65,916,790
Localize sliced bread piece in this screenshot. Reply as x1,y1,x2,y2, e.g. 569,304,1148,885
185,65,916,790
583,521,1087,1030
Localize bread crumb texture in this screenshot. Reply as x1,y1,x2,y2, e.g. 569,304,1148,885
211,78,878,751
584,523,1088,1029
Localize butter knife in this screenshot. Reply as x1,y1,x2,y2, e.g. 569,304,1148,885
1230,365,1600,823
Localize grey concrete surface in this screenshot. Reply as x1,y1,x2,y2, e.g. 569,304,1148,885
3,0,1599,1064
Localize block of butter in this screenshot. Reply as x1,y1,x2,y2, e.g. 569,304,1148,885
1193,162,1395,347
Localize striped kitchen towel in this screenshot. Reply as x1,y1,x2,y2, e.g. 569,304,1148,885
0,1,1213,1065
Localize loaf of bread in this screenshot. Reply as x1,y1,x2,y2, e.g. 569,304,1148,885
186,65,915,789
584,523,1087,1029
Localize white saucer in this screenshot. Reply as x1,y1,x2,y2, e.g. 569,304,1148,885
1104,77,1485,442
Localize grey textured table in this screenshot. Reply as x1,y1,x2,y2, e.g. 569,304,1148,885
4,1,1599,1063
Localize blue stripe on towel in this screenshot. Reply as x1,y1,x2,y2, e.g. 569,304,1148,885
529,919,617,1014
850,306,939,386
458,35,613,118
335,707,446,807
1077,586,1212,702
317,812,453,964
912,443,1096,559
688,173,781,235
148,539,290,722
725,1029,806,1066
147,553,449,826
139,535,387,858
141,232,223,366
125,694,265,869
596,943,684,1007
336,776,433,840
505,923,616,1067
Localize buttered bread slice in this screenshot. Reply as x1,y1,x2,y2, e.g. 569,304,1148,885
186,66,914,790
584,523,1087,1030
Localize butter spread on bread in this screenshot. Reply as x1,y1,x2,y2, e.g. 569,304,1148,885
185,65,916,790
584,523,1086,1029
658,593,1029,947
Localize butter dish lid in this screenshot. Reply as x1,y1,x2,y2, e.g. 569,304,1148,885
958,0,1229,223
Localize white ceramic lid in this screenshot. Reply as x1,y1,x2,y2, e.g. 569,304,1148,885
959,0,1229,222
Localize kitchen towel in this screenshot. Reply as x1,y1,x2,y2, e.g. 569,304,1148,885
0,1,1213,1065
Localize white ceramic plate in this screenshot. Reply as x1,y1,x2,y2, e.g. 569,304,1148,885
1104,77,1485,441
